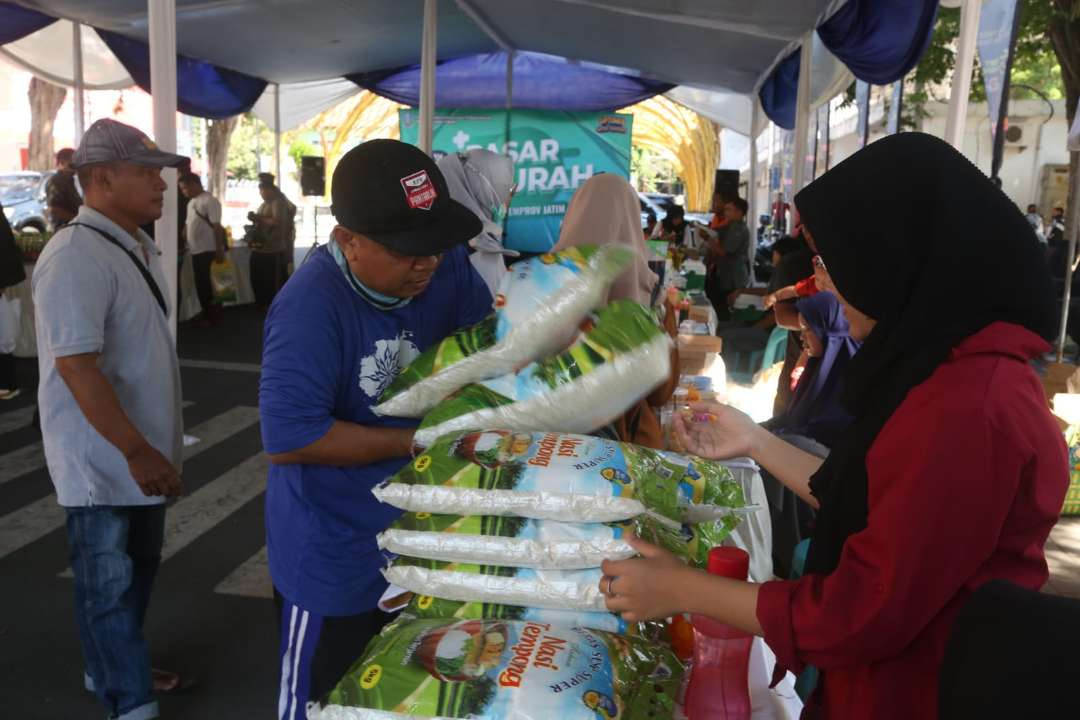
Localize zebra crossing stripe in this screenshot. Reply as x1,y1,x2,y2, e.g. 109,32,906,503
0,406,259,562
215,546,273,599
0,406,37,435
0,401,197,486
59,451,271,577
0,443,45,486
156,453,270,563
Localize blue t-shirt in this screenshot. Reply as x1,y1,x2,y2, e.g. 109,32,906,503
259,245,492,616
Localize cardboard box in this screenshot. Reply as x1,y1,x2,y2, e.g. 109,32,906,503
688,305,712,325
1041,362,1078,403
678,334,723,353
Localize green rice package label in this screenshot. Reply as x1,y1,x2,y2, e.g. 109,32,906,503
412,299,672,448
373,430,746,525
378,511,736,570
314,617,682,720
374,246,632,418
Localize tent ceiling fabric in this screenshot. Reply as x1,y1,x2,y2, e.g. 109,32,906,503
250,78,362,132
348,51,674,111
0,19,133,89
15,0,498,83
14,0,841,91
464,0,843,93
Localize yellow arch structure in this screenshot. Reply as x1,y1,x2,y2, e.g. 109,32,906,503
306,91,718,213
620,95,719,213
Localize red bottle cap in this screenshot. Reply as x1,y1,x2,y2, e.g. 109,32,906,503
706,547,750,580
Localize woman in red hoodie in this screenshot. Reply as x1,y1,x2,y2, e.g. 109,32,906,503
599,133,1068,719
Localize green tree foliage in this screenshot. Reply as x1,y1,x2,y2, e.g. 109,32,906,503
226,113,274,181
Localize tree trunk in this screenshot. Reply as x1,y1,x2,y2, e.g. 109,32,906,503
27,77,67,171
206,116,239,199
1049,2,1080,238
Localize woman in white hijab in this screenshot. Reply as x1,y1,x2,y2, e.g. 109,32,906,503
436,149,517,297
554,173,678,449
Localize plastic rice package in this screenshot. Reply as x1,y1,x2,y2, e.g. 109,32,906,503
377,511,733,570
374,246,632,418
373,430,745,526
397,593,665,640
314,617,682,720
384,556,607,611
412,299,673,448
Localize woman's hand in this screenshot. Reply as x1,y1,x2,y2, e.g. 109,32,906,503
673,402,761,460
600,534,694,622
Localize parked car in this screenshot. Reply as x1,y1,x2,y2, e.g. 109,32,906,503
1,171,55,233
637,191,711,228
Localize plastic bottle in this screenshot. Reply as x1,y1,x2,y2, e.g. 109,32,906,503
684,547,753,720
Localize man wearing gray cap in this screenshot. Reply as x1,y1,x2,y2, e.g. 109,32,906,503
32,118,190,720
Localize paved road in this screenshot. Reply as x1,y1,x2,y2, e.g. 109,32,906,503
0,309,284,718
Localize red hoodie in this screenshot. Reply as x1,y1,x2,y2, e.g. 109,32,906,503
756,321,1068,719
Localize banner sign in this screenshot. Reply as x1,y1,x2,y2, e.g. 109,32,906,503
400,108,633,253
977,0,1019,141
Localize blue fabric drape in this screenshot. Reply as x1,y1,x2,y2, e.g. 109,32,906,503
818,0,939,85
96,29,267,119
759,50,801,131
350,51,673,111
0,2,56,45
759,0,939,129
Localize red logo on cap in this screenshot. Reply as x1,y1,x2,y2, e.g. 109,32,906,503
400,170,437,210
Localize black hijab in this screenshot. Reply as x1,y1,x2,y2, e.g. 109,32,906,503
795,133,1057,576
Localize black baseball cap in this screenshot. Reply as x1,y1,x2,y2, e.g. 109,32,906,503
331,139,482,256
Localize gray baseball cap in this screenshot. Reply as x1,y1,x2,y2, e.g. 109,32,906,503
72,118,189,169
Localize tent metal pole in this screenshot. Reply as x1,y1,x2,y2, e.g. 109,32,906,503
945,0,982,150
749,102,760,228
418,0,437,154
72,22,85,143
273,83,282,184
149,0,179,339
749,102,760,284
1056,151,1080,362
791,32,813,194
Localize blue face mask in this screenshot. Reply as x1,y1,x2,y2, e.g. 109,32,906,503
329,239,411,310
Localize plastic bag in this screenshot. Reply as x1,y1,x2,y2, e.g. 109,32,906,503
315,617,682,720
384,556,607,611
413,300,672,448
210,256,238,304
373,430,746,526
378,512,732,569
374,246,632,418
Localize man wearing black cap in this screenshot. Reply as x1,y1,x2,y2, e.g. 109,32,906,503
32,118,190,720
259,139,493,716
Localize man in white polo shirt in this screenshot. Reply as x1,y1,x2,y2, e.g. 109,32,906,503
32,118,189,720
178,172,225,326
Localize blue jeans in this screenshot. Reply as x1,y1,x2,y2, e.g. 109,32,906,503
66,505,165,720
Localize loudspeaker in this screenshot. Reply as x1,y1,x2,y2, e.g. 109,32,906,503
714,169,740,203
300,156,325,197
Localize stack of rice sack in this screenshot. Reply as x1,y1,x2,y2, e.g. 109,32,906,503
373,246,673,448
313,431,748,720
310,247,751,719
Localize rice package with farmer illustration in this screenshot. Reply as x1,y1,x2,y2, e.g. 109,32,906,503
411,300,672,448
378,511,734,570
374,245,632,418
313,617,682,720
373,430,745,526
